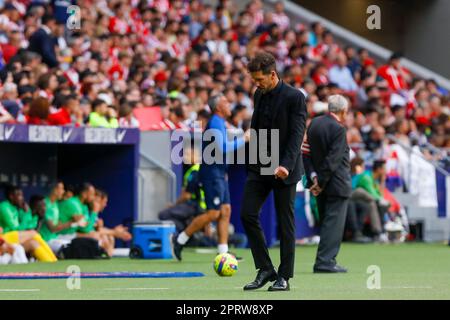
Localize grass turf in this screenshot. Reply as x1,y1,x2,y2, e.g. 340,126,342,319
0,243,449,300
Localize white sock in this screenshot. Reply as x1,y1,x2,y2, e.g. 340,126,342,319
217,244,228,254
11,244,28,264
177,232,189,245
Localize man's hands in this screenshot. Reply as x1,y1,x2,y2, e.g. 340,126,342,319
274,166,289,179
113,225,132,241
19,201,29,212
243,129,251,142
72,215,88,228
310,176,322,196
0,242,15,255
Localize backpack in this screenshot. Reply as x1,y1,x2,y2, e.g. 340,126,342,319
59,238,109,259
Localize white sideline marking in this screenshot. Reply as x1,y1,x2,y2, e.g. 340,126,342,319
382,286,433,289
195,249,216,254
104,287,169,291
0,289,40,292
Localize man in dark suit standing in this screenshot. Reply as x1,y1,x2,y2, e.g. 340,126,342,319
302,94,351,273
241,52,307,291
28,14,59,68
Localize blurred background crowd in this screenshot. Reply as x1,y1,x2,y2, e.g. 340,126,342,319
0,0,449,253
0,0,447,158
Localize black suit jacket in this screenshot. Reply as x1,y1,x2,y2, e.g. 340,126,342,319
303,114,351,197
28,28,58,68
248,81,307,185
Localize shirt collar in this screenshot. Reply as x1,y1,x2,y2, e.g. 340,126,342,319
41,25,51,35
265,79,283,96
328,112,342,124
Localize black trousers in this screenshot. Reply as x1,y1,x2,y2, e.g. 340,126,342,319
314,193,349,268
240,173,297,279
346,199,370,235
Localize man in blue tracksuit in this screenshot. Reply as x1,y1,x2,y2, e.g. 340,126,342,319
171,94,248,260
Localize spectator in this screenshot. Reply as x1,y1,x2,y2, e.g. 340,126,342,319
311,63,329,86
229,104,249,131
350,157,385,237
26,96,50,125
0,102,13,123
118,103,140,128
272,1,290,32
1,81,20,117
88,98,119,128
47,94,82,126
377,52,410,92
308,21,324,47
0,0,443,166
37,72,58,102
28,14,59,68
329,52,358,92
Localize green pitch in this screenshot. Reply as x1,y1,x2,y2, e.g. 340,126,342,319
0,243,449,300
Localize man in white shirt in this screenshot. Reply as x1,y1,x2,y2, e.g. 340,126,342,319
329,52,358,92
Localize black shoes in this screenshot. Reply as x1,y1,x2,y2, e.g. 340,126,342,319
351,231,373,244
268,277,290,291
243,268,277,291
352,235,373,243
170,234,183,261
313,264,348,273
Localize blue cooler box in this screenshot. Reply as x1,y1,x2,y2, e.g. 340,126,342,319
130,222,176,259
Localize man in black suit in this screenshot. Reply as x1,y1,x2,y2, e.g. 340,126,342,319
28,14,59,68
241,52,307,291
302,94,351,273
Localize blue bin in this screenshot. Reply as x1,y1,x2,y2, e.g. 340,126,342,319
130,222,176,259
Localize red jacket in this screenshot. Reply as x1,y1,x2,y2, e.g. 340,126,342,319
47,108,72,126
26,116,48,125
377,65,409,91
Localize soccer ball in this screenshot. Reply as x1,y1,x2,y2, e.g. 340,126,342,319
213,253,238,276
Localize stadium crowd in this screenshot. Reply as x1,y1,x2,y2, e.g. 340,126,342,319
0,0,449,261
0,0,447,150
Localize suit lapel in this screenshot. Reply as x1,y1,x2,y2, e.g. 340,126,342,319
251,89,262,129
271,82,284,126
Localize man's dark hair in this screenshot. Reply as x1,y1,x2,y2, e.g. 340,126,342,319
96,189,108,198
92,98,106,110
18,84,37,96
247,52,277,74
197,109,211,121
231,104,246,118
365,85,377,95
21,97,33,106
49,180,64,192
76,182,94,196
29,194,45,210
3,184,21,199
350,157,364,174
170,105,185,118
62,94,78,107
373,159,386,172
389,52,402,62
41,14,56,26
